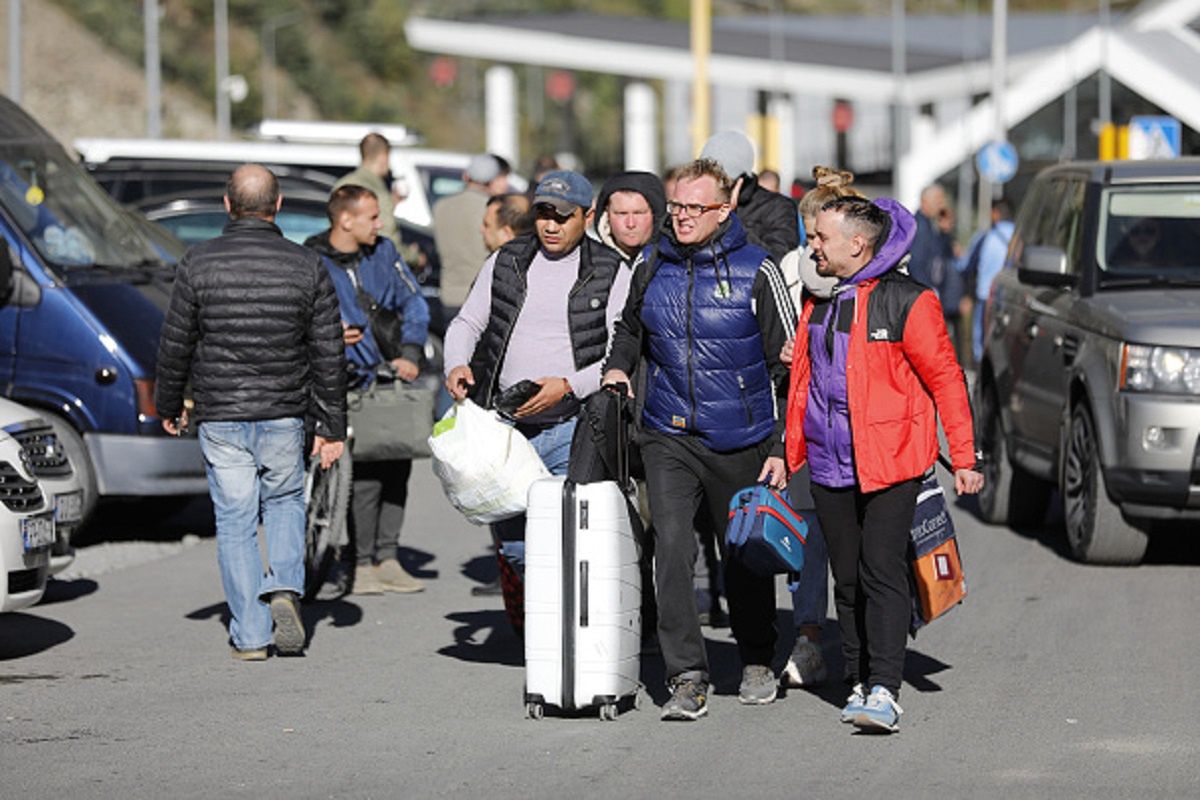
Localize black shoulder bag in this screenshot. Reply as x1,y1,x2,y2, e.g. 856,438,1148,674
349,265,406,362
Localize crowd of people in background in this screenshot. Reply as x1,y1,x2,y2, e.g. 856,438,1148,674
156,130,986,734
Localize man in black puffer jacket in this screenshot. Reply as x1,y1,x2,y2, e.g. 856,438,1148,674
156,164,346,661
701,130,800,266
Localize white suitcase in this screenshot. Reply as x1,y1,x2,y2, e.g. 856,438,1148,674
523,476,642,720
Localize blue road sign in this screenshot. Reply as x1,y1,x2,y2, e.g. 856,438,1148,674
976,140,1019,184
1128,116,1182,159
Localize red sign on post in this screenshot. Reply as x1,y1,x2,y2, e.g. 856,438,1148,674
545,71,576,103
832,100,854,134
430,57,458,88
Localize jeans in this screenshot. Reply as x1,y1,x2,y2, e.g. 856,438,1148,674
491,417,577,569
351,459,412,565
199,418,307,651
812,478,920,696
641,430,777,682
787,466,829,630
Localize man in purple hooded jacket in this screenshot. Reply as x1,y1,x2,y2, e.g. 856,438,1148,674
787,196,982,733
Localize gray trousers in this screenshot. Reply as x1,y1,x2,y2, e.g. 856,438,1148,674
351,459,412,565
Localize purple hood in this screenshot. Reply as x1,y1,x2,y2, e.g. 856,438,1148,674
842,197,917,286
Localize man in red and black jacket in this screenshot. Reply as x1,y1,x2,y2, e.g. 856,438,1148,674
785,196,983,733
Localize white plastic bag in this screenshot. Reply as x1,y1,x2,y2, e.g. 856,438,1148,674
428,399,550,525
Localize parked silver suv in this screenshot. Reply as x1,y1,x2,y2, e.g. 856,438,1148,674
977,159,1200,564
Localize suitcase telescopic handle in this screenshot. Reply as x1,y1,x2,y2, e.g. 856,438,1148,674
602,382,631,489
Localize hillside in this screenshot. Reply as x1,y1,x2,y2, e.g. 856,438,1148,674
0,2,216,149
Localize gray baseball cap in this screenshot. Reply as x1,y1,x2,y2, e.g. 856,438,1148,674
533,170,594,215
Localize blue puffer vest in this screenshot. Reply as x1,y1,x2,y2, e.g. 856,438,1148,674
642,214,776,452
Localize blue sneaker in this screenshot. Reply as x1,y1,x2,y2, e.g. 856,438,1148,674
853,685,903,733
840,682,867,723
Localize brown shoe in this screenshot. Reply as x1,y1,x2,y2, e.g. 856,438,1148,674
230,645,268,662
375,558,425,593
352,563,384,595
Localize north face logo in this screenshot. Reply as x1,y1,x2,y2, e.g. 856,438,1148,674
870,328,890,340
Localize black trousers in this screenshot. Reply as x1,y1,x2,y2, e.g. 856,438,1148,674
641,430,777,683
811,477,920,696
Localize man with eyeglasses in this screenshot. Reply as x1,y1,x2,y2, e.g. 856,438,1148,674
443,170,631,625
604,158,797,721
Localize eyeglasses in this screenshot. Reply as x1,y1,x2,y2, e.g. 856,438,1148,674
666,201,725,218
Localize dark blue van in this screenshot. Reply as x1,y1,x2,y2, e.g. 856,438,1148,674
0,96,206,521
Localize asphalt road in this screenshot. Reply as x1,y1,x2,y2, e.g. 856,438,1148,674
3,461,1198,799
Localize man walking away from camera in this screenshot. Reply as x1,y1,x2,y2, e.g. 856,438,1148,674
156,164,346,661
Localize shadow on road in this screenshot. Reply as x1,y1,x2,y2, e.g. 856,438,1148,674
38,578,99,606
0,613,74,660
460,552,499,589
74,494,215,547
185,598,364,649
438,609,523,667
398,545,438,580
903,647,953,692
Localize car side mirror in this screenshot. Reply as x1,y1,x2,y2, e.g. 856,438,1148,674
1018,245,1076,287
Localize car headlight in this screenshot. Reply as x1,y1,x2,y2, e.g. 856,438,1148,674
1121,344,1200,394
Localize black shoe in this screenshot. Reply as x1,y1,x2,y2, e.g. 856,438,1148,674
699,607,729,628
471,578,503,597
269,591,305,656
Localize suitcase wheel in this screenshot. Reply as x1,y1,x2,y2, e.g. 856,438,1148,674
525,701,544,721
598,702,618,722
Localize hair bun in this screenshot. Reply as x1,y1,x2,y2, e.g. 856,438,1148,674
812,166,854,189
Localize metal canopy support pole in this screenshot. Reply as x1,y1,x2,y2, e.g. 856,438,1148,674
979,0,1008,229
7,0,20,103
262,11,301,122
690,0,711,157
485,65,518,166
1099,0,1112,129
215,0,230,139
891,0,907,200
624,81,658,173
144,0,162,138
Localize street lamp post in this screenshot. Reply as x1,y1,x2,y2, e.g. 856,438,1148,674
144,0,162,138
215,0,230,139
261,11,302,122
7,0,21,103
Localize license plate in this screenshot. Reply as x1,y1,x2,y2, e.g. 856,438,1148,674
54,491,84,524
21,513,55,552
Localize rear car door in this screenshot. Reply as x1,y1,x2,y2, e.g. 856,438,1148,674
1015,175,1088,458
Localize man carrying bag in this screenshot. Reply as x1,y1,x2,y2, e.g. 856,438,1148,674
307,184,432,595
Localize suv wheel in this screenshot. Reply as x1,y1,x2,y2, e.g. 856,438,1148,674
1063,403,1148,565
976,383,1051,527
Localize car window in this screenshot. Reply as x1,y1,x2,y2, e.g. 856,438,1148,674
1096,185,1200,283
421,167,466,207
0,140,166,271
154,212,228,246
1050,179,1086,275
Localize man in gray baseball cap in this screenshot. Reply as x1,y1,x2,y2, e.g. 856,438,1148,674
444,169,631,631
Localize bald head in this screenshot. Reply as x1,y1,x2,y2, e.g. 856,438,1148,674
919,184,946,217
225,164,280,220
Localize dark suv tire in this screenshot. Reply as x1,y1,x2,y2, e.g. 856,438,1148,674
976,382,1052,527
1063,403,1149,565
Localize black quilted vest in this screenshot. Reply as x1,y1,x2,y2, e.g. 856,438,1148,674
468,234,622,407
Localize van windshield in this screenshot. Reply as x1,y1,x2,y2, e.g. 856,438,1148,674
0,139,175,273
1097,186,1200,286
